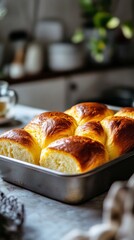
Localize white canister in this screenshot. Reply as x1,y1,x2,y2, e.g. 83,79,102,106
24,42,44,74
48,42,85,71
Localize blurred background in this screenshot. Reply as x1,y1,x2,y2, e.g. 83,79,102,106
0,0,134,111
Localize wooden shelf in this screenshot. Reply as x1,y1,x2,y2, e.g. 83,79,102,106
1,61,134,85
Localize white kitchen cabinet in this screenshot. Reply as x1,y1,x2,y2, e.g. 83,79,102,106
66,68,134,108
12,67,134,112
12,77,66,111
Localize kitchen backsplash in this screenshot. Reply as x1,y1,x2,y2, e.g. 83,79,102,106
0,0,133,41
0,0,134,80
0,0,81,41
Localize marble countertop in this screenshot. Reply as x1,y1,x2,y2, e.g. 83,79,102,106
0,104,105,240
0,178,105,240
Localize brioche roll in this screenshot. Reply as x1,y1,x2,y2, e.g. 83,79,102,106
40,136,109,174
0,129,40,164
75,121,106,145
65,102,114,125
24,111,77,149
101,116,134,160
115,107,134,119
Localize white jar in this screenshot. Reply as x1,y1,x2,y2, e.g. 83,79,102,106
9,63,25,79
24,42,44,74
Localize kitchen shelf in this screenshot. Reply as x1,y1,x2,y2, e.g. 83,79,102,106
1,61,134,85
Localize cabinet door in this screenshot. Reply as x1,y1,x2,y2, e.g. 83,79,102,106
65,73,103,108
12,78,66,111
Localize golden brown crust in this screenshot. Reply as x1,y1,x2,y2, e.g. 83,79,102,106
65,102,114,125
30,111,76,127
0,128,35,147
115,107,134,119
75,121,106,145
25,111,77,148
101,116,134,160
45,135,109,172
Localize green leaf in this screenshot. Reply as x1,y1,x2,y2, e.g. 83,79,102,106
121,21,134,39
107,17,120,29
93,12,112,28
79,0,96,14
72,29,84,43
98,28,107,37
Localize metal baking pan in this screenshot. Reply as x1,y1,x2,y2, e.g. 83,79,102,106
0,149,134,204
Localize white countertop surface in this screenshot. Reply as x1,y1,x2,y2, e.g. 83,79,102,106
0,104,45,134
0,177,104,240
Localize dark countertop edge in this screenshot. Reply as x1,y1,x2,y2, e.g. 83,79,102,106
1,62,134,85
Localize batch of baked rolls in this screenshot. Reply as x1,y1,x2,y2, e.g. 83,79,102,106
0,102,134,174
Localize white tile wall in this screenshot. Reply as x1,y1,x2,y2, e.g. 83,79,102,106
0,0,33,40
0,0,81,41
0,0,133,41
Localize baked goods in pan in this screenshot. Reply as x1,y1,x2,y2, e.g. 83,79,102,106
40,136,109,174
24,111,77,148
0,129,40,164
0,102,134,174
65,102,114,125
101,116,134,160
75,121,106,145
115,107,134,119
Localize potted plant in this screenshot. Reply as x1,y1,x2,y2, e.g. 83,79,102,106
72,0,134,64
